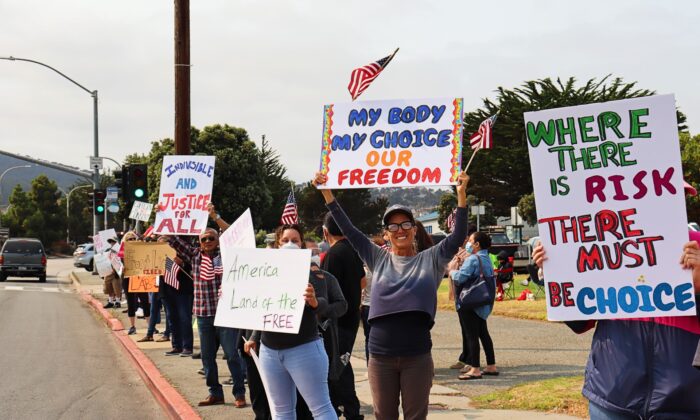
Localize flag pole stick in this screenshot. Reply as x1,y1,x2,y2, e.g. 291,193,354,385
463,147,480,172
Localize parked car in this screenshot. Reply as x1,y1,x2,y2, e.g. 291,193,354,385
0,238,47,282
73,243,95,271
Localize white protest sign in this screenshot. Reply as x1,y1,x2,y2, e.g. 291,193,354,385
219,209,256,250
94,253,114,277
109,251,123,277
526,94,695,321
154,155,215,235
129,201,154,222
94,228,117,253
318,98,464,189
214,248,311,333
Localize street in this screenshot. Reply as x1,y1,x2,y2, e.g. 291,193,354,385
0,257,163,419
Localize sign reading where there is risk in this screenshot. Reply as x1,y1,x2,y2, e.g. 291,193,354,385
318,98,463,189
525,94,695,321
154,155,215,235
122,241,176,277
214,248,311,334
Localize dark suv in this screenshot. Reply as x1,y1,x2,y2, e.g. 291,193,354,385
0,238,47,282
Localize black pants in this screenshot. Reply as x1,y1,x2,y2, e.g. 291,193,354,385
240,338,271,420
123,277,150,317
360,305,371,363
457,307,470,363
462,309,495,368
330,324,363,420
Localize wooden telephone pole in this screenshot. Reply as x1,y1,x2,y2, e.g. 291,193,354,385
174,0,190,155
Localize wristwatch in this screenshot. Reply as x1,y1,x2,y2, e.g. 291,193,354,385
215,214,221,221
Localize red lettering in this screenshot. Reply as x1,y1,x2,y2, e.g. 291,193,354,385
349,169,362,185
621,239,643,268
632,170,648,199
338,170,349,185
619,208,643,237
538,215,569,245
638,236,663,267
577,244,604,272
652,167,676,196
392,168,407,184
422,167,441,183
561,282,575,307
156,218,174,234
595,210,622,241
377,169,390,185
609,175,628,200
363,169,377,185
586,175,606,203
578,214,595,242
549,282,562,307
407,168,420,184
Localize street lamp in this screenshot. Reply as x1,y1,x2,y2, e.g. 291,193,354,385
0,165,32,228
0,56,100,239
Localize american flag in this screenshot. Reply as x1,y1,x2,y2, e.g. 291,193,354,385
164,256,180,290
348,49,398,101
469,114,498,150
280,189,298,225
446,208,458,233
143,225,154,238
213,255,223,276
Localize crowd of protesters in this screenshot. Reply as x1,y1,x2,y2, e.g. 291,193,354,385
92,171,700,420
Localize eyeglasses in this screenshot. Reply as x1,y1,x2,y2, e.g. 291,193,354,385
200,236,217,243
385,221,415,232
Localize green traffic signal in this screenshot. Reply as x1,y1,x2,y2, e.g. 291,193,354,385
134,188,145,198
96,204,105,214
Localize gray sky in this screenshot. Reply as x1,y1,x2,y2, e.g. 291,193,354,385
1,0,699,183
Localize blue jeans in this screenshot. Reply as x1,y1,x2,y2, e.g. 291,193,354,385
197,316,245,399
589,401,637,420
259,339,336,420
163,291,193,351
147,292,171,337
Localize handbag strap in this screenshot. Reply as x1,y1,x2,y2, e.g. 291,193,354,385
475,253,486,279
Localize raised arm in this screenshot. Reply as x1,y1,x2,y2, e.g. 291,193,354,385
434,172,470,266
313,172,384,270
208,202,231,232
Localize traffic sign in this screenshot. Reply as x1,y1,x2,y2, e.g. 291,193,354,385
107,203,120,213
90,156,103,171
106,186,119,201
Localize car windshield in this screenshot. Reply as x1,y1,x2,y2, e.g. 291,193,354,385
3,241,43,254
490,234,511,244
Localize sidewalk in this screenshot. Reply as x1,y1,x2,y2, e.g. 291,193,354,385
70,269,586,419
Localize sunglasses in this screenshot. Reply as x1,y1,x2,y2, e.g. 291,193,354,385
200,236,217,243
385,221,415,232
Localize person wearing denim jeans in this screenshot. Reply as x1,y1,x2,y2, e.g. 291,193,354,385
197,316,246,401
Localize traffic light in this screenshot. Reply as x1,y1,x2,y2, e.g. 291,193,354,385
127,164,148,203
113,168,124,197
93,189,106,215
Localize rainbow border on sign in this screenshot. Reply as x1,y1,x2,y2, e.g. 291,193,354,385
450,98,464,181
320,104,334,175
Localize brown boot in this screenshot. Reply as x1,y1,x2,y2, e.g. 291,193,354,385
198,395,225,406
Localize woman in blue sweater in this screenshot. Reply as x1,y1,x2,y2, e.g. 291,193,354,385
313,170,469,420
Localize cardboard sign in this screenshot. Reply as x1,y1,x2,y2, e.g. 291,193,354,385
122,241,176,277
318,98,464,189
128,275,159,293
109,252,124,277
94,253,114,277
214,248,311,334
129,201,154,222
525,94,695,321
154,155,216,235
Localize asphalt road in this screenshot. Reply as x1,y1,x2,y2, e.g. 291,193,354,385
0,257,163,420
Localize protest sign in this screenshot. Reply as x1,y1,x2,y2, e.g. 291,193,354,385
93,228,117,253
122,241,176,277
154,155,216,235
219,208,256,250
525,94,695,321
129,201,154,222
318,98,463,189
214,248,311,334
128,275,159,293
109,252,123,277
94,253,114,277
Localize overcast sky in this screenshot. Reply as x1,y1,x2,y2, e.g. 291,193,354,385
1,0,699,183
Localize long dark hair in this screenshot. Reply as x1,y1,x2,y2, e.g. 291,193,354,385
415,221,434,252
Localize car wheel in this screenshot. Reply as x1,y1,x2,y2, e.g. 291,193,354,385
86,259,94,272
39,275,47,283
0,273,6,282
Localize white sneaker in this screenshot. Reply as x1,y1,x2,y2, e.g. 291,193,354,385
135,307,144,318
520,279,529,286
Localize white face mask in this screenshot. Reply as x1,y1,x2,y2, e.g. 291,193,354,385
310,255,321,266
280,242,301,250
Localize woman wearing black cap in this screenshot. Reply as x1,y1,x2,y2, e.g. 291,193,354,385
313,170,469,420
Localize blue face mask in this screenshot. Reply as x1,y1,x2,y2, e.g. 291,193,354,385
464,243,474,254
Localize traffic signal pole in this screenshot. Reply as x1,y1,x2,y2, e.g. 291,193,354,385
175,0,191,155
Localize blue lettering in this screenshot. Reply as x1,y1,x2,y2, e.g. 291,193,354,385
348,109,368,127
331,134,351,151
577,287,596,315
416,105,431,123
423,128,437,146
653,282,674,311
431,105,446,123
175,178,198,190
368,108,382,126
596,287,618,314
388,108,402,124
351,133,367,151
637,285,655,312
401,106,416,123
398,131,412,148
165,164,175,177
207,165,214,177
436,130,452,147
411,129,425,147
618,286,639,313
674,282,695,311
370,131,383,148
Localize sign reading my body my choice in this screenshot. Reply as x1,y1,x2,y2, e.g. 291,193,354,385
318,98,463,189
154,155,215,235
526,94,695,321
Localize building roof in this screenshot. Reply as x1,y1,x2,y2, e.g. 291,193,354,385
416,211,439,222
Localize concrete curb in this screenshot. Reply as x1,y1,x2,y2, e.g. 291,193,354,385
70,271,201,420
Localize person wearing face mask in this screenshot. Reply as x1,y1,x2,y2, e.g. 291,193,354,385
448,232,498,380
313,170,469,420
244,224,338,420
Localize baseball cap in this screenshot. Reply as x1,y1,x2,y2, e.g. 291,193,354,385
383,204,415,226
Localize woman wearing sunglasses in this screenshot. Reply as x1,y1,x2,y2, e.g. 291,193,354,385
313,170,470,420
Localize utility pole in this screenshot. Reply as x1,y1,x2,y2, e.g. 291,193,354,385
174,0,191,155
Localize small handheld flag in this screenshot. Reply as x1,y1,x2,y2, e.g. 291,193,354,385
281,189,298,225
348,48,399,101
164,256,181,290
464,114,498,172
